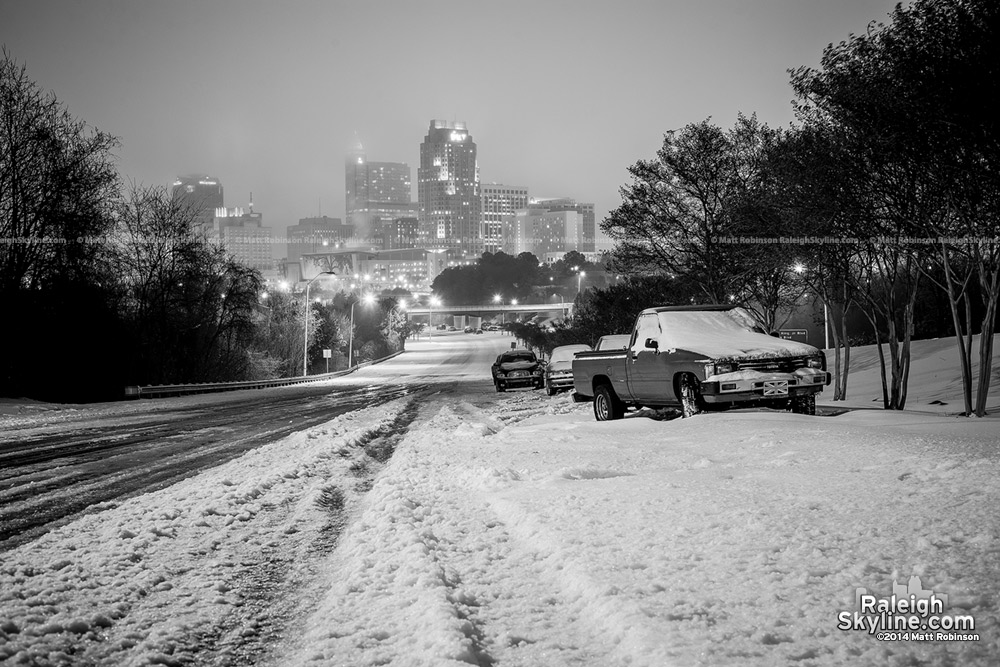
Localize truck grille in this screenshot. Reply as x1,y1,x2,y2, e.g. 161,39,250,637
737,356,808,373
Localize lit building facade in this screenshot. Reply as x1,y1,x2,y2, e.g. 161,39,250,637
298,247,463,291
213,203,273,272
531,198,596,251
378,217,420,250
171,174,224,234
345,143,413,242
286,216,353,265
480,183,529,254
504,207,582,258
418,120,480,255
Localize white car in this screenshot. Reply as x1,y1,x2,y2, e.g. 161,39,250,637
544,344,592,396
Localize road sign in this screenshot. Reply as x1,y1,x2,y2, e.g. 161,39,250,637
778,329,808,343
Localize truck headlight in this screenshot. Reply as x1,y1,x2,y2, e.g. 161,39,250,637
806,355,824,369
707,361,736,377
715,361,736,374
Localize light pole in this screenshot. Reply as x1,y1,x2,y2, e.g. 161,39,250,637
493,294,502,327
576,269,586,297
428,296,441,341
303,271,337,376
791,261,827,348
258,292,272,335
510,298,518,328
348,293,376,368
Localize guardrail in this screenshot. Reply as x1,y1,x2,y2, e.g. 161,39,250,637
124,350,405,399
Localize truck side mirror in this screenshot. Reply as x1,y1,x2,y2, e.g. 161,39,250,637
644,338,659,350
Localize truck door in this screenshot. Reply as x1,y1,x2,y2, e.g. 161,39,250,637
627,313,665,402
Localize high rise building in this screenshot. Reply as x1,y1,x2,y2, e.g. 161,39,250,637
171,174,224,234
287,216,353,266
345,142,414,242
480,183,529,254
504,207,582,258
212,197,273,272
531,198,596,251
418,120,480,255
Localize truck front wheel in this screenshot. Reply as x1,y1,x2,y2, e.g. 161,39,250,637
791,394,816,415
594,384,625,421
677,374,704,418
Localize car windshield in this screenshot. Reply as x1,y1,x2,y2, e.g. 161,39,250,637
501,353,535,363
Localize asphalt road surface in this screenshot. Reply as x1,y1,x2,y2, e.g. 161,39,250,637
0,332,516,550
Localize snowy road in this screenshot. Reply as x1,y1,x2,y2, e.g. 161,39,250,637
0,332,512,550
1,333,998,666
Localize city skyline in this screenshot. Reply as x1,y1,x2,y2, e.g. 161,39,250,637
3,0,904,244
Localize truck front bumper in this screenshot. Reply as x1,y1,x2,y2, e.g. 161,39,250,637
701,368,830,404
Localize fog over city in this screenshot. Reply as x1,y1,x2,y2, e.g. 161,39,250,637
3,0,901,245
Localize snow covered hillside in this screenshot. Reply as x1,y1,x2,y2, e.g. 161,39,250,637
820,334,1000,414
0,334,997,665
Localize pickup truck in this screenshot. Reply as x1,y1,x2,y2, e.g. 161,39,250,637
572,305,830,421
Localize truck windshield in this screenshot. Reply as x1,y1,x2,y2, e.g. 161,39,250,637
648,308,763,351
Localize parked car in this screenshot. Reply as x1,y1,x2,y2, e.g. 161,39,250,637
475,328,484,334
595,334,631,351
544,344,592,396
463,326,475,333
572,305,830,421
492,349,545,392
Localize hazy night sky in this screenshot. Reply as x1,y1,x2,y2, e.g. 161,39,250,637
3,0,903,251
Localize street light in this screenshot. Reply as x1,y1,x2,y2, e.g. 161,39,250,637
303,271,337,376
790,261,828,349
577,269,586,297
348,293,377,368
258,291,272,335
429,296,441,340
493,294,503,326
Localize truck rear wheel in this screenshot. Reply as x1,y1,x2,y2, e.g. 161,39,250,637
677,373,704,418
594,384,625,421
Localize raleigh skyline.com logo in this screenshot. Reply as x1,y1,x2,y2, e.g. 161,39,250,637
838,575,978,642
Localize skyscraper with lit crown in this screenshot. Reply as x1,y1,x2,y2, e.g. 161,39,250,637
417,120,480,255
171,174,223,234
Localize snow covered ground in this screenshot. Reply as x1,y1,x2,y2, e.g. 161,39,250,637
1,334,997,666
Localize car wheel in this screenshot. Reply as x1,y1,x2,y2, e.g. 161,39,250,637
677,373,704,418
791,394,816,415
594,384,625,421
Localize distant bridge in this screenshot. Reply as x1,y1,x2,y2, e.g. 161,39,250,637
404,301,572,324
